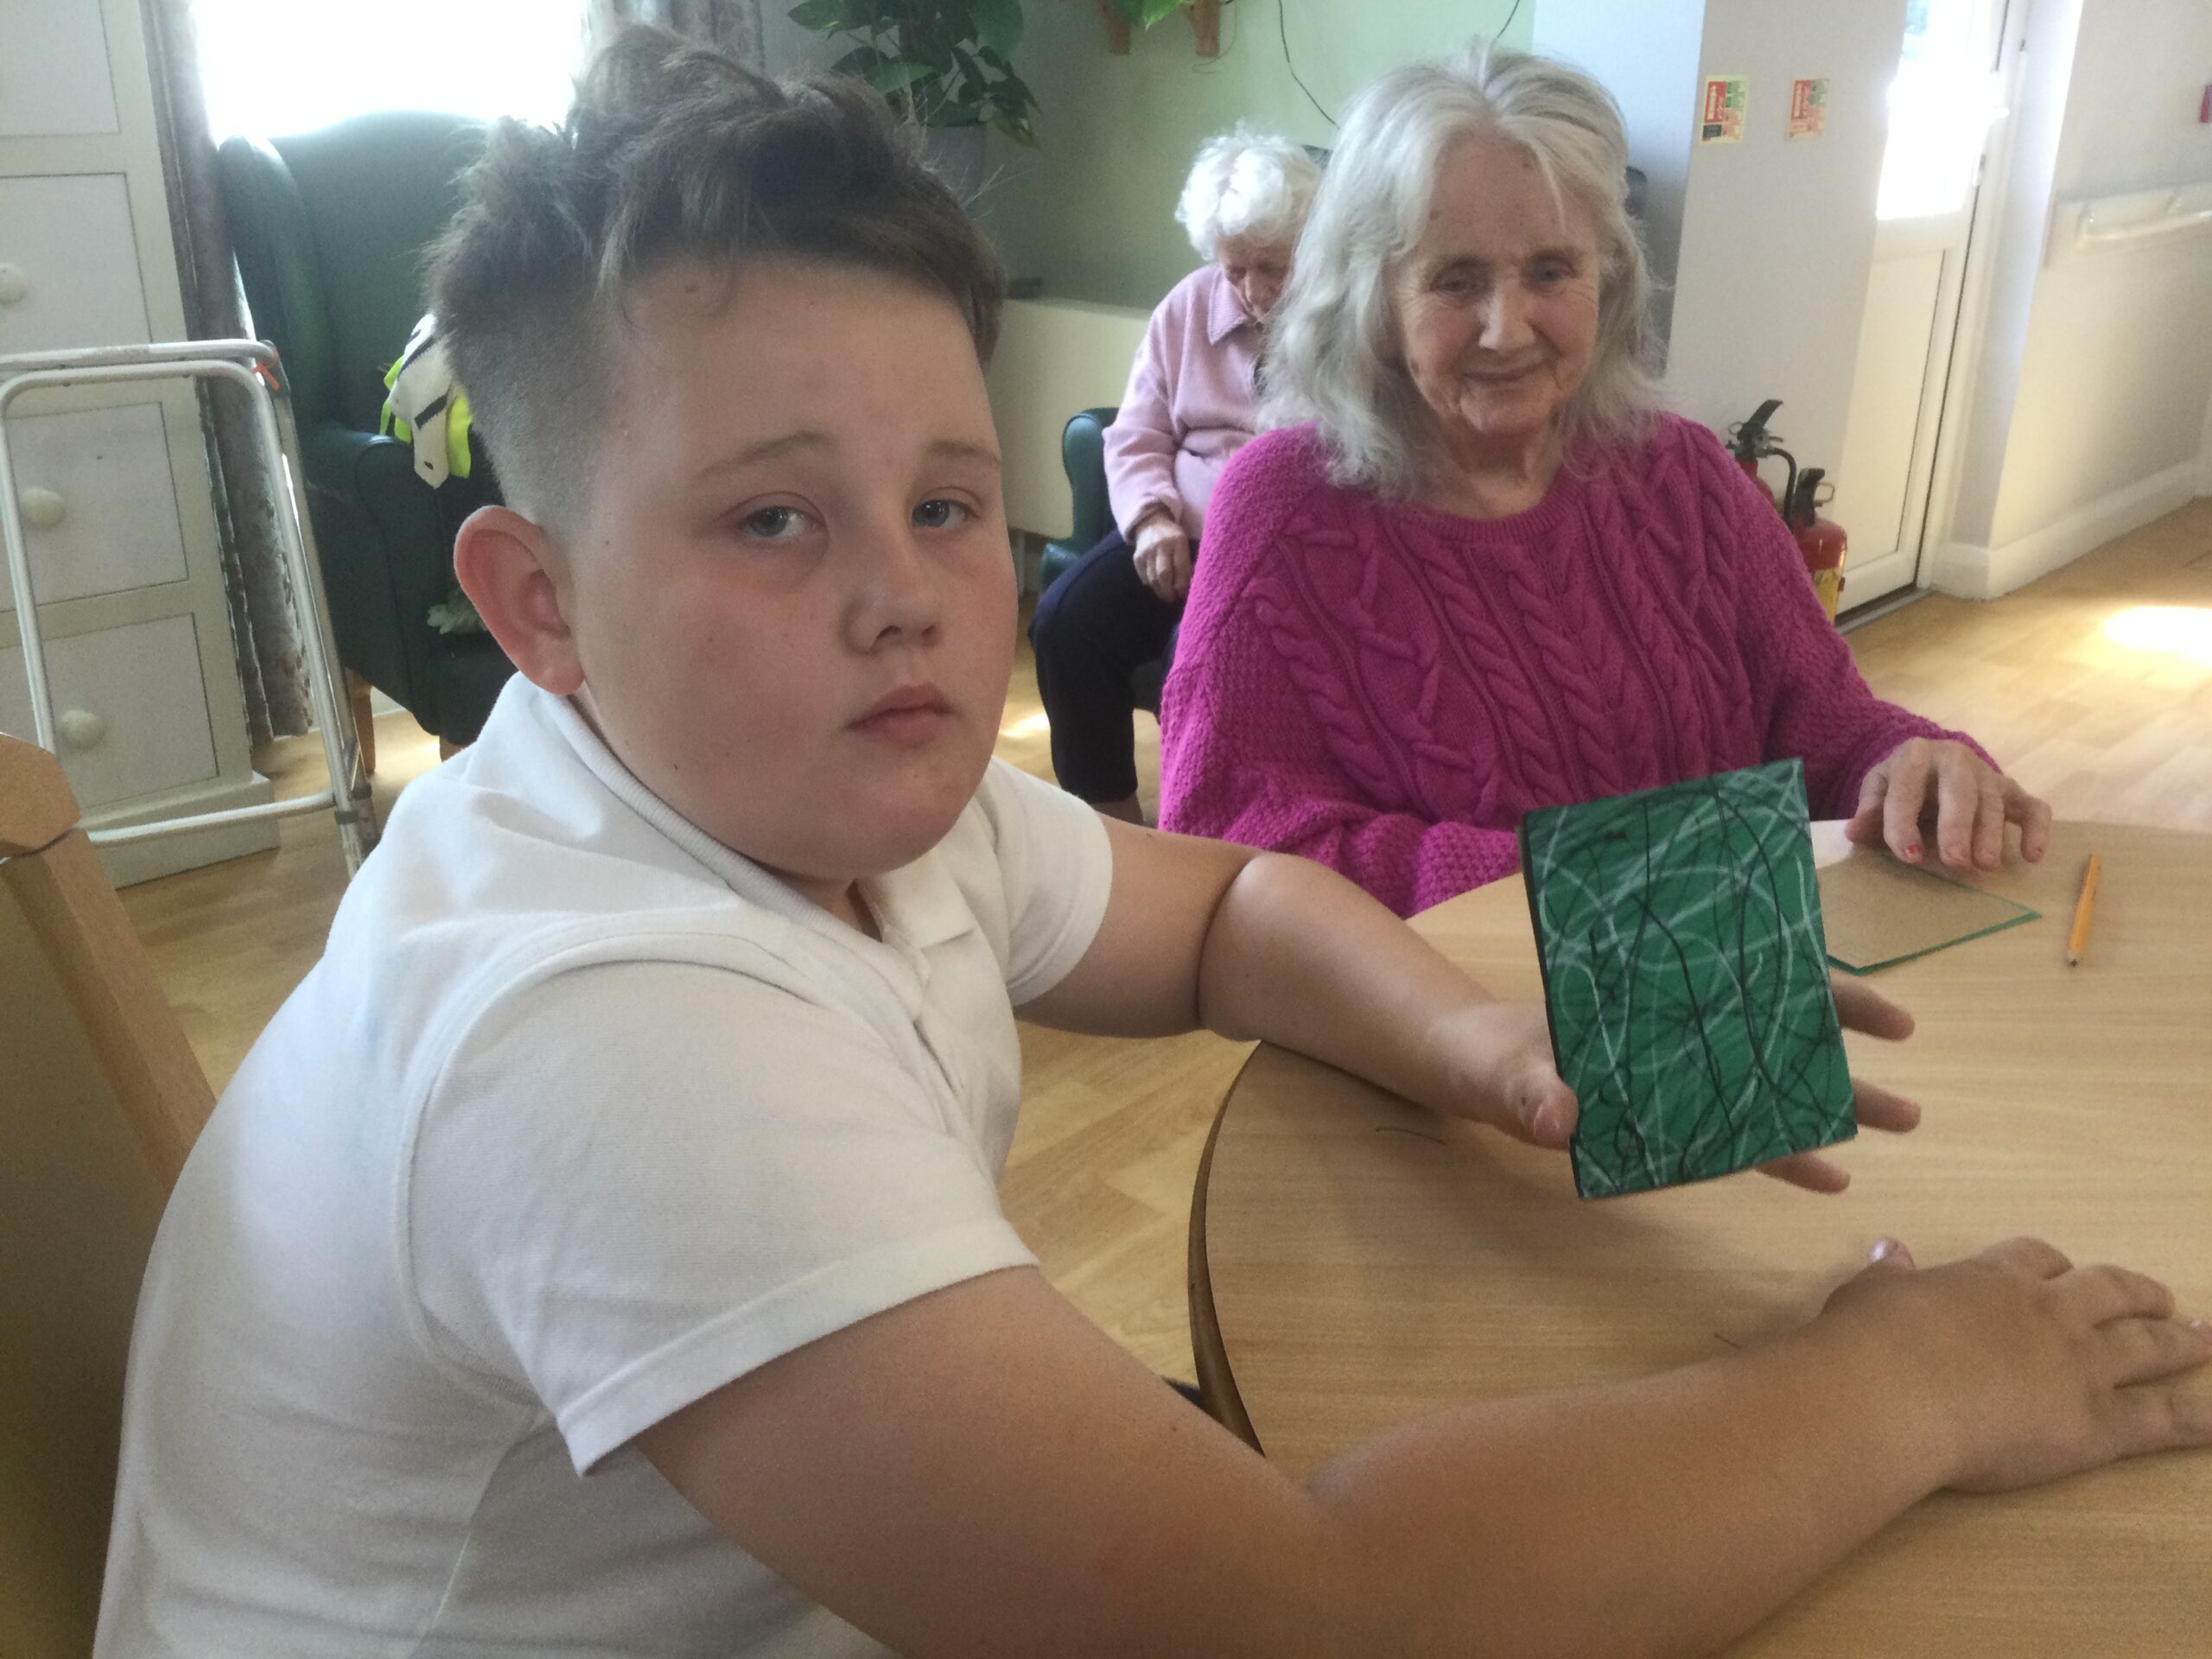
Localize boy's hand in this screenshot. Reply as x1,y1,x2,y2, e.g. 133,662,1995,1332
1754,976,1920,1192
1428,1000,1580,1147
1430,977,1922,1193
1820,1237,2212,1492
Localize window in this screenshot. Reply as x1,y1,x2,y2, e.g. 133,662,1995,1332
193,0,581,139
1877,0,2008,220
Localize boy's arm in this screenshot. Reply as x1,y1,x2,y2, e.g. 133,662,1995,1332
1019,823,1911,1185
639,1242,2212,1659
1020,820,1572,1141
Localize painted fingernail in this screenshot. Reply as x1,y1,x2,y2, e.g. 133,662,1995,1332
1904,844,1923,861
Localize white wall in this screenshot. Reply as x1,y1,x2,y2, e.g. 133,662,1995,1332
1529,0,1705,343
2202,376,2212,495
1537,0,1906,473
985,299,1147,538
1943,0,2212,588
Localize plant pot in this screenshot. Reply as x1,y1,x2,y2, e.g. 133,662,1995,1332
924,124,989,205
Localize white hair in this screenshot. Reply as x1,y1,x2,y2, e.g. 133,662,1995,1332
1261,41,1662,499
1175,124,1322,259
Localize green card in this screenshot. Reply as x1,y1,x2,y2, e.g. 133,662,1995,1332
1520,760,1854,1200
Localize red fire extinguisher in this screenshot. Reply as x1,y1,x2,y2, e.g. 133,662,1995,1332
1787,466,1848,621
1728,398,1850,622
1726,397,1786,509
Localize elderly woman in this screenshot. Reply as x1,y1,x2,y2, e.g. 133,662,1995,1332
1159,44,2050,914
1030,126,1319,822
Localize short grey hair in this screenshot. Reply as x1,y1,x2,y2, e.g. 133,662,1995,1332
1261,41,1661,499
1175,124,1321,260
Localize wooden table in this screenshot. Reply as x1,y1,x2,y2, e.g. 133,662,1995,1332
1192,822,2212,1656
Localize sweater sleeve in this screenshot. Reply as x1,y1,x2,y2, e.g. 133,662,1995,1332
1158,438,1522,918
1103,296,1187,539
1698,431,1993,816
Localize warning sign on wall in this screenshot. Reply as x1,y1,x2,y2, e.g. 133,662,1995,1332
1788,77,1829,140
1700,74,1746,143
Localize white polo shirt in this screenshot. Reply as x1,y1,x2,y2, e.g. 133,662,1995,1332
96,677,1113,1656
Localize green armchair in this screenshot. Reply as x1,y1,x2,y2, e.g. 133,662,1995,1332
1039,406,1118,593
1034,405,1167,714
218,112,515,751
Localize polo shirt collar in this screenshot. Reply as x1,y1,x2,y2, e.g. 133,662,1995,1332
534,687,976,965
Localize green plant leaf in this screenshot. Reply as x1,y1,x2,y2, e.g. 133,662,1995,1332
787,0,847,31
969,0,1023,58
1107,0,1184,24
868,56,939,94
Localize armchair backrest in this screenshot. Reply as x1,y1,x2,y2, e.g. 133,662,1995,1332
1061,405,1120,551
219,112,486,434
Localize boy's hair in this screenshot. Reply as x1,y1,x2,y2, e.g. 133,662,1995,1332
428,25,1007,535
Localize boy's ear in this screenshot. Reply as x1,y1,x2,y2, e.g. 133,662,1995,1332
454,505,585,696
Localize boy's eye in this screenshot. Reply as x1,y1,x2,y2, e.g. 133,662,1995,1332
740,505,811,541
912,498,970,531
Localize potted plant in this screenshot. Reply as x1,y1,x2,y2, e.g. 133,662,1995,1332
788,0,1038,197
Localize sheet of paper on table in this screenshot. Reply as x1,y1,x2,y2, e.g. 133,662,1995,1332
1520,760,1855,1200
1815,849,2040,974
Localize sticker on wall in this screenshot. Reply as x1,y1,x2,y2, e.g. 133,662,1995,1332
1700,74,1747,143
1788,77,1829,140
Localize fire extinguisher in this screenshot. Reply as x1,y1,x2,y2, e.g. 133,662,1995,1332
1729,398,1850,623
1787,466,1848,622
1726,397,1786,508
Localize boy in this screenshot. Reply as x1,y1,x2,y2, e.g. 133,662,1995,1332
98,29,2211,1657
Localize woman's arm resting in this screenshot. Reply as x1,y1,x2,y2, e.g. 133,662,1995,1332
1845,736,2053,871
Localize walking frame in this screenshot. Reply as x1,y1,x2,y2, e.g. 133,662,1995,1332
0,340,376,874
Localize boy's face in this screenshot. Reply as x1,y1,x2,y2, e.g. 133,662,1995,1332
556,258,1017,900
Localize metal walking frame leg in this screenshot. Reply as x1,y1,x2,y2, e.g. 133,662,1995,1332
0,339,377,874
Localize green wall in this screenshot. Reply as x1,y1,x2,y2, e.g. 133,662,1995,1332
981,0,1536,309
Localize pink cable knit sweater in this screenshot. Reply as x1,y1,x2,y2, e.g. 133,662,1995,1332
1158,416,1990,918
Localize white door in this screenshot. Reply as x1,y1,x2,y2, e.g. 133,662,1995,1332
1831,0,2015,612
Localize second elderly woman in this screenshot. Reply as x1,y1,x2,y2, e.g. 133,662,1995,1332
1031,126,1319,823
1158,42,2049,915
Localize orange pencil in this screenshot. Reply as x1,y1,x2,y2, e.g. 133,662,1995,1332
2065,852,2101,966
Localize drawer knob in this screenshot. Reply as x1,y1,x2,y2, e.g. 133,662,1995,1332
0,264,26,306
21,486,66,530
59,708,107,750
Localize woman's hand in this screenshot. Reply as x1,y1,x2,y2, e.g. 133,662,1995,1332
1820,1236,2212,1492
1131,514,1193,603
1848,737,2051,871
1433,977,1920,1194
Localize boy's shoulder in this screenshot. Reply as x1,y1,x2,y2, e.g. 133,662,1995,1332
334,694,1101,1063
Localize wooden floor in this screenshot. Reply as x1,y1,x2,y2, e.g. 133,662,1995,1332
117,499,2212,1382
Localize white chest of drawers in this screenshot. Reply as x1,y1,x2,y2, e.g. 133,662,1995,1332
1,0,276,883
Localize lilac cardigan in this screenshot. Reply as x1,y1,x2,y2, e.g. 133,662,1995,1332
1103,264,1262,543
1158,416,1992,918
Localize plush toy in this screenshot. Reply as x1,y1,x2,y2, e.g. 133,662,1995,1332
380,312,474,487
